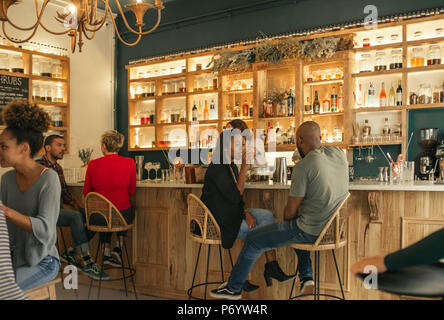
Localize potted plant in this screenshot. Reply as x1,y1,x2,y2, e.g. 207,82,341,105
78,148,93,181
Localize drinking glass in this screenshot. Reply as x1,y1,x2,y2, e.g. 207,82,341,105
401,161,415,183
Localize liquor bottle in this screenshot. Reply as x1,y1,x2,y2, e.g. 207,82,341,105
338,85,344,112
313,90,321,114
287,88,294,116
264,121,272,145
249,101,253,117
367,82,376,107
379,82,387,107
203,100,209,120
304,96,312,114
225,104,231,120
242,100,249,118
382,117,391,136
233,102,240,118
388,82,396,106
362,119,371,136
209,99,216,120
267,93,274,117
192,101,198,121
396,80,403,106
331,86,338,112
322,92,331,113
321,126,328,142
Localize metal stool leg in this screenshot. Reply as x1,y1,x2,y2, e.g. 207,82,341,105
97,239,107,300
188,243,202,300
218,245,224,283
118,238,128,297
204,245,211,299
123,236,138,300
332,249,345,300
88,237,101,300
228,249,234,268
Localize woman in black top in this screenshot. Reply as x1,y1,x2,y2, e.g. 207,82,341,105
201,120,294,290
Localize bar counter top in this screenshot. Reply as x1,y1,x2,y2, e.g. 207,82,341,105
68,180,444,191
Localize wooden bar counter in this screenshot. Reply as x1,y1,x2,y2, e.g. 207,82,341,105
67,180,444,300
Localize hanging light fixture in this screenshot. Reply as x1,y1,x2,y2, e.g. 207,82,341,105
0,0,164,53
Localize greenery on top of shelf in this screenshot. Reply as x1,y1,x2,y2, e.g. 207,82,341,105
207,37,354,72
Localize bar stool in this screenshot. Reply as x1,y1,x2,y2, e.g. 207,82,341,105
84,192,137,300
187,193,236,300
289,193,350,300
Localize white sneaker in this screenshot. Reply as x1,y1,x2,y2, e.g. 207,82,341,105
210,282,242,300
300,279,314,295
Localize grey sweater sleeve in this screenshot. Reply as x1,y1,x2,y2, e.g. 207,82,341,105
28,170,61,247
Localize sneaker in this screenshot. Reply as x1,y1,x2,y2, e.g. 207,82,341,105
82,262,110,280
103,255,122,267
60,251,81,268
210,282,242,300
111,247,122,264
300,277,314,295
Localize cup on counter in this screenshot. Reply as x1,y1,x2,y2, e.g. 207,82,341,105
389,162,402,184
401,161,415,183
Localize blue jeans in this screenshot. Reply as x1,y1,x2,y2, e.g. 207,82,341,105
227,219,318,292
15,255,60,291
58,208,93,255
237,208,275,240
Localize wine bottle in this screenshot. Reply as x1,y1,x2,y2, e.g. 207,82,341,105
313,90,320,114
192,101,198,121
287,88,294,116
396,80,403,106
379,82,387,107
388,82,396,106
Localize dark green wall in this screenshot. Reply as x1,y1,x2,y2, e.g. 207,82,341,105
115,0,444,171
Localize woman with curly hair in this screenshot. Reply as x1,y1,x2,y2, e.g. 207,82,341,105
0,100,61,291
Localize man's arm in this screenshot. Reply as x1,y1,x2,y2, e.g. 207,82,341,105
283,196,304,221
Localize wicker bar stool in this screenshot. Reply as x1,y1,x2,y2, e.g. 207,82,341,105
187,193,238,300
84,192,137,300
289,193,350,300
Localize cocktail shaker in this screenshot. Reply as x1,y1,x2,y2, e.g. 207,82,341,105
273,157,287,184
135,155,144,181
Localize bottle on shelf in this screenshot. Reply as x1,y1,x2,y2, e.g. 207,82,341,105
321,126,328,142
267,92,274,117
388,82,396,106
331,86,338,112
304,96,312,115
225,104,231,120
382,117,391,136
233,102,240,118
275,121,282,145
396,80,403,106
322,91,331,113
203,100,209,120
333,126,342,142
362,119,371,136
338,85,344,112
379,82,387,107
242,100,249,118
287,88,294,116
249,101,253,117
209,99,216,120
192,101,198,121
367,82,376,107
313,90,320,114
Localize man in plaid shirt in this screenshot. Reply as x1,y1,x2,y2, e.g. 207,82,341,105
37,135,108,280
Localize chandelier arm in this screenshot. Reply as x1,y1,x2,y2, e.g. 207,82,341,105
2,21,41,43
83,6,109,32
141,9,162,36
110,0,143,35
71,30,77,54
109,13,142,47
38,16,73,35
82,27,96,41
1,0,50,32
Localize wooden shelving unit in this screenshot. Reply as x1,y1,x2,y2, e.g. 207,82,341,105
125,14,444,154
0,45,70,152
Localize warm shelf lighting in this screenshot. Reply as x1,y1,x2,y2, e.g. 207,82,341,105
0,0,164,53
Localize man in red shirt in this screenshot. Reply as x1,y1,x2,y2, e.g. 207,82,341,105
83,130,136,267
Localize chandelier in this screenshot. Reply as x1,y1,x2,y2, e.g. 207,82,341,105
0,0,164,53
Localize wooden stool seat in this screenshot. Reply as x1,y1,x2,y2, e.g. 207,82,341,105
289,193,350,300
25,277,61,300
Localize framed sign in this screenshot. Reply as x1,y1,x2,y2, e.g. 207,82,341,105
0,74,29,124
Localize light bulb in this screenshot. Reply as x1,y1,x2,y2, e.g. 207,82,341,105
68,4,76,14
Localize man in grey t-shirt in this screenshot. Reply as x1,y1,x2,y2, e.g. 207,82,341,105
210,121,349,300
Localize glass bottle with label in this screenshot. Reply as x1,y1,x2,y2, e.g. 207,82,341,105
242,100,249,118
192,101,198,121
382,118,391,136
203,100,209,120
322,92,331,113
209,99,216,120
304,96,312,114
233,102,240,118
249,101,253,117
338,85,344,112
313,91,320,114
287,88,294,116
362,119,371,136
379,82,387,107
396,81,403,106
367,82,376,107
225,104,231,120
331,86,338,112
388,82,396,106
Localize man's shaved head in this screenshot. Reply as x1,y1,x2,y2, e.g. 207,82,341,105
296,121,321,158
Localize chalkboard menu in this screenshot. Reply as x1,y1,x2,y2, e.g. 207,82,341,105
0,74,29,124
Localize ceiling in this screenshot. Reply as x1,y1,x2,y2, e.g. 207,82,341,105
98,0,177,12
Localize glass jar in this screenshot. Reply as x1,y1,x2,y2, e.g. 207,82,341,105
362,38,370,47
196,63,202,71
40,59,52,77
141,84,149,98
170,107,180,123
376,36,384,44
147,82,155,96
135,84,143,99
374,52,387,71
419,84,432,104
54,85,64,103
390,34,399,42
392,123,401,138
410,92,418,105
193,77,199,92
440,83,444,103
42,85,52,102
32,85,41,101
11,55,24,73
433,85,441,103
0,53,9,71
179,79,186,93
162,80,169,95
52,61,63,78
359,54,372,73
390,49,403,69
414,31,423,39
181,65,186,73
32,59,40,75
410,47,425,67
427,45,442,65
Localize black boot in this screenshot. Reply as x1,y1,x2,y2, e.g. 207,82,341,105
264,261,296,287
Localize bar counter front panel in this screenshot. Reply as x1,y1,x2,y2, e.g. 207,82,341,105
67,181,444,300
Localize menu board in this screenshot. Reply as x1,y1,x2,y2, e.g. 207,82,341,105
0,74,29,124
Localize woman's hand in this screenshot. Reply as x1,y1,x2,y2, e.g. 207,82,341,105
245,210,257,229
351,255,387,274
